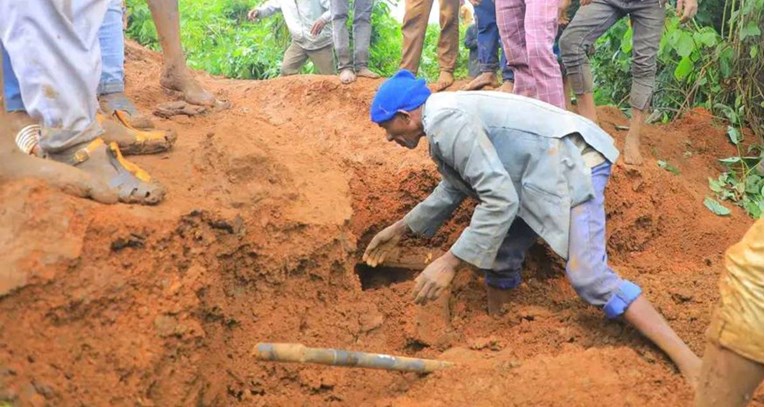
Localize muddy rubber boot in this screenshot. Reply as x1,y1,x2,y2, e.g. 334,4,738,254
99,92,155,130
97,113,177,155
47,138,165,205
356,67,380,79
463,72,499,91
486,285,513,316
160,66,216,107
339,68,357,84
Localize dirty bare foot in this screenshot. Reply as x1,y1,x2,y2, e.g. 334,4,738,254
0,116,118,203
356,67,380,79
98,114,177,155
624,130,643,165
486,285,513,316
431,71,454,92
48,139,165,205
99,92,155,129
160,65,216,107
153,101,208,119
463,72,499,90
339,68,356,84
498,81,514,93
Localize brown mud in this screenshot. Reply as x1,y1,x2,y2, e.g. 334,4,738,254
0,42,762,406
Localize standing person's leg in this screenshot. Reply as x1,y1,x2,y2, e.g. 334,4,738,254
621,1,664,165
281,42,310,76
146,0,216,106
559,0,622,123
400,0,435,74
307,44,336,75
484,218,538,315
331,0,356,83
566,161,701,386
97,0,155,129
497,0,532,96
522,0,563,107
696,219,764,407
353,0,379,78
432,0,459,91
464,0,502,90
498,44,515,91
0,0,164,204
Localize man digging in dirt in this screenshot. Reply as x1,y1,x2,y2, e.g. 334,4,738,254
695,219,763,407
363,70,701,386
0,0,165,204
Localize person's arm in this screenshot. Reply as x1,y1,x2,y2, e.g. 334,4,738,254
253,0,281,19
427,108,518,270
403,179,467,237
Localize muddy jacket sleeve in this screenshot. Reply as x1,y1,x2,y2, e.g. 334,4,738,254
404,179,466,237
427,108,518,269
257,0,282,18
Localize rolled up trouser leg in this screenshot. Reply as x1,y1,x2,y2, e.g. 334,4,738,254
474,0,500,73
484,218,538,289
559,0,622,96
98,0,126,95
0,0,108,153
566,162,642,318
707,219,764,364
624,0,664,110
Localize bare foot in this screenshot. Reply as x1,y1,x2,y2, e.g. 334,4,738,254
462,72,499,90
486,285,513,316
356,67,380,79
623,131,643,165
431,71,454,92
498,81,514,93
339,68,356,84
153,101,208,119
160,65,216,107
99,92,155,129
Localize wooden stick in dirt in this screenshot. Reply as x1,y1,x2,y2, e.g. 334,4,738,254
253,343,454,373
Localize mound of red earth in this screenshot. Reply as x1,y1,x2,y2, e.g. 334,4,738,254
0,43,760,406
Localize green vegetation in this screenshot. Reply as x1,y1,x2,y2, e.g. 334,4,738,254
125,0,762,218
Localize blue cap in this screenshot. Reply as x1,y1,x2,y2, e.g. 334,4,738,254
370,69,431,124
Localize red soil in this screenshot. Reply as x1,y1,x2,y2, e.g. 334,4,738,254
0,43,761,406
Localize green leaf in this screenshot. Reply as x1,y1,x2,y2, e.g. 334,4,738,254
657,160,681,175
719,156,742,165
708,177,724,193
751,46,759,59
693,30,719,47
621,26,634,53
740,22,762,40
704,197,732,216
674,56,694,81
727,126,742,144
672,31,695,57
719,46,734,78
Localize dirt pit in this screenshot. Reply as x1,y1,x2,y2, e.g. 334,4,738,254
0,42,762,406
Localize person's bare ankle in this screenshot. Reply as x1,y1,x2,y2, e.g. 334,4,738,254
160,66,215,107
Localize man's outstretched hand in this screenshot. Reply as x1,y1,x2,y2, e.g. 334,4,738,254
676,0,698,23
412,251,462,305
363,220,408,267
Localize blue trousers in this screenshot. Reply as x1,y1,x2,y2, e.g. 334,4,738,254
474,0,514,82
484,162,642,318
2,0,124,112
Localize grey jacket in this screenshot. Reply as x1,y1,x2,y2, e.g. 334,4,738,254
403,92,620,269
257,0,332,50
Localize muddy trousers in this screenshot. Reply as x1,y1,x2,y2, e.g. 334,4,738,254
3,0,124,113
399,0,459,74
330,0,373,71
559,0,664,110
483,162,641,319
0,0,107,153
281,42,336,76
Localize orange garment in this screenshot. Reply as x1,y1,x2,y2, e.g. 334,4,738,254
708,218,764,363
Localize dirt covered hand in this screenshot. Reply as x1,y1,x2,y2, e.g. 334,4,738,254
363,219,408,267
247,8,259,20
412,252,462,305
676,0,698,22
310,18,327,36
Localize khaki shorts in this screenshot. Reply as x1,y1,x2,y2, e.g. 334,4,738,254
707,218,764,363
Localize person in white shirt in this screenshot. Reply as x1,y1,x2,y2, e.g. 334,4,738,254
248,0,336,76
